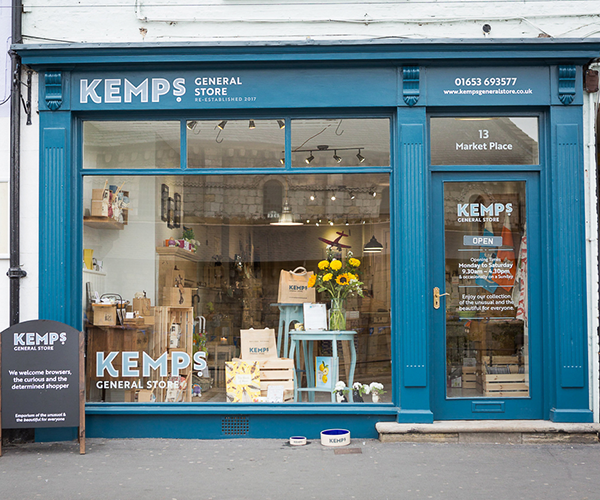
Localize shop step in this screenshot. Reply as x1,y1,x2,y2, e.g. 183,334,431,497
376,420,600,444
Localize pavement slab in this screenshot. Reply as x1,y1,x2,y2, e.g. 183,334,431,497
0,438,599,500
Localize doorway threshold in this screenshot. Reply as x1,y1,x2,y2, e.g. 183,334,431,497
376,420,600,444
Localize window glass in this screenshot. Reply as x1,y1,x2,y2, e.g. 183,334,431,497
444,181,529,398
187,119,285,168
83,173,392,404
431,117,539,165
291,119,390,167
83,121,180,169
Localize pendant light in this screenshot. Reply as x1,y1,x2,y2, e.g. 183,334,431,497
270,199,302,226
363,235,383,253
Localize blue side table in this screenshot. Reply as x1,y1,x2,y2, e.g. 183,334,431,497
271,303,304,358
288,330,357,403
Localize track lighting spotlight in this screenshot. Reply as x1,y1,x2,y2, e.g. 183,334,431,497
186,120,198,131
279,157,285,165
356,149,365,163
310,192,316,201
349,191,356,200
217,120,227,130
333,151,342,163
305,152,315,164
277,120,285,129
330,192,336,201
249,120,256,129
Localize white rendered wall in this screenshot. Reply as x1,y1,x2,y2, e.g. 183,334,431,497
0,0,11,331
19,0,600,44
584,72,599,423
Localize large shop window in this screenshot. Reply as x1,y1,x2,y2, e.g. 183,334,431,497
82,120,392,405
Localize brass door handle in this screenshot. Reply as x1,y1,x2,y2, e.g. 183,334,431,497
433,287,449,310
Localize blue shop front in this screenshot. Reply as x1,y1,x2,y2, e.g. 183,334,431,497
19,40,598,439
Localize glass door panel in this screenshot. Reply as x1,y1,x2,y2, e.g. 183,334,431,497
444,181,528,399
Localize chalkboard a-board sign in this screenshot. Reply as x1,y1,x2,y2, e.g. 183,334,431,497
1,320,85,455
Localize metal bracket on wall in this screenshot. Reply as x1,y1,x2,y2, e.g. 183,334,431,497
7,266,27,279
558,65,576,105
402,66,420,107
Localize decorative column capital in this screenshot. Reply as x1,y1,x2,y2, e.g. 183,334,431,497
45,71,63,111
402,66,420,107
558,65,576,105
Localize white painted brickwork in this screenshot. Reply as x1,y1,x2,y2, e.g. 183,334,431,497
20,0,600,44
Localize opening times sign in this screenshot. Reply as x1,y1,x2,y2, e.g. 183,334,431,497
1,320,81,429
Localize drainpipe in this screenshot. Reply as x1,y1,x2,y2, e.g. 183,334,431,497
7,0,26,326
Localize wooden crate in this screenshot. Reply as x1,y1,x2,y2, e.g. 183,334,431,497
461,365,479,389
482,355,529,397
233,357,295,401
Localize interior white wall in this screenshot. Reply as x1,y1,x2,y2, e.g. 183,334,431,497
83,176,157,305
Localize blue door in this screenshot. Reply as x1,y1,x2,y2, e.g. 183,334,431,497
431,172,543,419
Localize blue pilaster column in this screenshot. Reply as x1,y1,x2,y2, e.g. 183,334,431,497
38,70,78,327
394,105,433,423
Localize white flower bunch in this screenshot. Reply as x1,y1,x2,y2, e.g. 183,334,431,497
334,381,348,394
369,382,385,395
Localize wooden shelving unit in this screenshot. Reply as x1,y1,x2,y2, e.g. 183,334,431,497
84,216,125,230
150,306,194,402
156,246,201,262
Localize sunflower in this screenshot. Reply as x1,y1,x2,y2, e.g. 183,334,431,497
307,274,317,288
330,259,342,271
348,257,361,267
318,260,330,270
323,273,333,282
347,272,358,281
336,273,350,285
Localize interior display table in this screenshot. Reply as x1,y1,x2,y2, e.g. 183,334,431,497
270,303,304,358
288,330,357,403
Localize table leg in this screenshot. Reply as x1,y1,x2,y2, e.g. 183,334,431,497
277,310,285,357
289,340,299,402
348,338,357,403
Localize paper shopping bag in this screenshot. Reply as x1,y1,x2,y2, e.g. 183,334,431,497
240,328,278,360
277,267,316,303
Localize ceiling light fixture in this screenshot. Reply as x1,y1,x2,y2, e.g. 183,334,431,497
310,192,316,201
279,157,285,165
187,120,198,131
305,152,315,164
249,120,256,129
333,151,342,163
217,120,227,130
356,149,365,163
277,120,286,129
363,235,383,253
330,192,336,201
270,199,302,226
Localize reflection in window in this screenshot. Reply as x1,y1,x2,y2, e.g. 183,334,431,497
187,119,285,168
83,121,181,169
83,173,392,404
292,119,390,167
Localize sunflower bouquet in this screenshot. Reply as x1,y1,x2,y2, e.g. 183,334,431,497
308,249,364,330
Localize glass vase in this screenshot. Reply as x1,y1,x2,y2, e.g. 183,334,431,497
329,298,346,331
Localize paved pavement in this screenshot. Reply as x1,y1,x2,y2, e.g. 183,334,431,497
0,438,599,500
